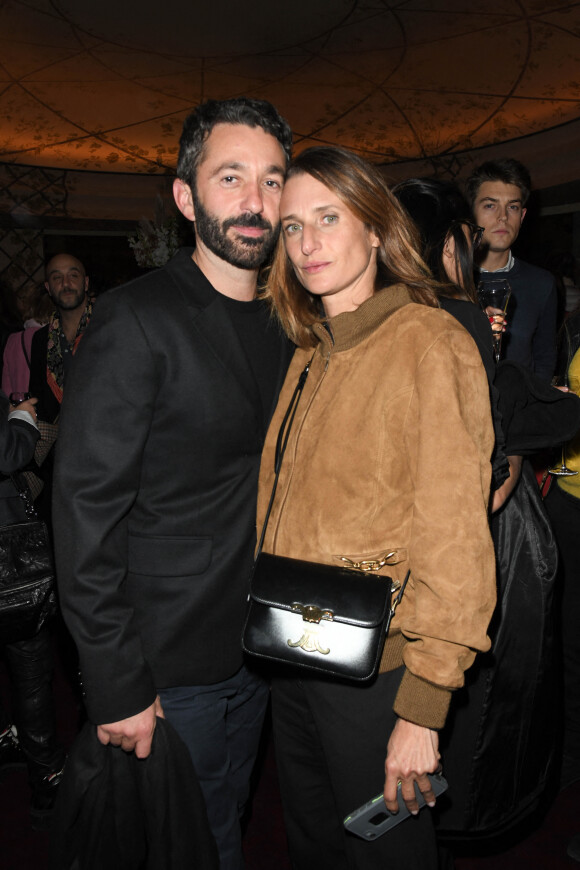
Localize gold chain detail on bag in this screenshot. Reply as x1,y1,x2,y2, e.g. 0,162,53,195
339,552,402,592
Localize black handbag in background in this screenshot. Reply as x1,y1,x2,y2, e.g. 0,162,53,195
242,358,408,682
0,475,56,645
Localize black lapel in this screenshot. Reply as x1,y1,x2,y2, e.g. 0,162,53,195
267,329,295,424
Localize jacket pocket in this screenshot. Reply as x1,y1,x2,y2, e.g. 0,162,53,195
128,534,212,577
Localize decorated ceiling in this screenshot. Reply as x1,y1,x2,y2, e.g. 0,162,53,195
0,0,579,175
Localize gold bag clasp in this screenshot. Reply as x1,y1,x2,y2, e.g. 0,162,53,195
287,602,333,654
291,603,334,624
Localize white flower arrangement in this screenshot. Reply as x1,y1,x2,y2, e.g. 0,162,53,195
128,196,181,268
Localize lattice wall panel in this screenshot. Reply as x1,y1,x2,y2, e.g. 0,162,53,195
426,154,472,181
0,229,44,292
0,163,68,292
0,164,68,218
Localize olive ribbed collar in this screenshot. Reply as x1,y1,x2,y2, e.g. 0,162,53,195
312,284,414,353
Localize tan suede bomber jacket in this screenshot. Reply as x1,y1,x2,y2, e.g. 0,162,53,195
257,285,497,730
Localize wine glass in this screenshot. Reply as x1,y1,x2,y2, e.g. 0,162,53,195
477,279,511,364
549,370,579,477
9,391,30,406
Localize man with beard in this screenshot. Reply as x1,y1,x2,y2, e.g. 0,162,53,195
53,98,293,869
30,253,92,424
28,253,92,521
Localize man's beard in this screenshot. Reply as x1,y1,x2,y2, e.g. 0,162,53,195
192,194,280,270
55,289,87,311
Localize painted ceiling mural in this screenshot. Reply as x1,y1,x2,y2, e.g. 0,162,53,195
0,0,579,174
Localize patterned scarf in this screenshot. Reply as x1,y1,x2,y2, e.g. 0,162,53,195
46,301,92,404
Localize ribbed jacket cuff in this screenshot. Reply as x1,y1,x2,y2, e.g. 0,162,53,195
393,669,452,730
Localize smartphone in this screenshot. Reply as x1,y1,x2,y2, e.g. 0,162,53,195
343,772,448,840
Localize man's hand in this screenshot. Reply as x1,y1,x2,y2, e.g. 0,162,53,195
11,397,38,420
384,718,440,815
491,454,523,513
97,695,164,758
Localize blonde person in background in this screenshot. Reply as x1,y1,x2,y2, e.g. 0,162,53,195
545,309,580,862
2,284,53,397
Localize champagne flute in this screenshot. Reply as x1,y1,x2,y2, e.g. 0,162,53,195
477,279,511,364
548,371,578,477
548,447,578,478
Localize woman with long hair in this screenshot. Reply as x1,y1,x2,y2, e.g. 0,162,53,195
255,147,496,869
393,177,516,509
392,177,481,302
393,176,579,841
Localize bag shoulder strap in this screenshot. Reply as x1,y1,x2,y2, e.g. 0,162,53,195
9,473,37,518
384,570,410,635
254,352,409,623
255,356,313,559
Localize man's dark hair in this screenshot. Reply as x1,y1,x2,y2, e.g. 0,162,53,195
176,97,293,191
466,158,532,207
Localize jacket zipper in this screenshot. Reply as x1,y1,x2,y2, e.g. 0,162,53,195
271,348,331,550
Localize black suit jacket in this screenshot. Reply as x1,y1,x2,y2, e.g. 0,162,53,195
53,249,293,723
29,325,61,423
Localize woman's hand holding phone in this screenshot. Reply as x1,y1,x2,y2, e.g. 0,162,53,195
383,718,440,815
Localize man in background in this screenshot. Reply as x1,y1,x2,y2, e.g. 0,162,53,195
28,253,92,519
29,253,91,423
468,158,557,382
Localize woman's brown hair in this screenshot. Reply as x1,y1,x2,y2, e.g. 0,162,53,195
264,146,439,347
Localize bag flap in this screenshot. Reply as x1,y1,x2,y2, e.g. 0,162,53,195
251,552,391,628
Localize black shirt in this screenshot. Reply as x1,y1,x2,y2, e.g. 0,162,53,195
221,294,285,430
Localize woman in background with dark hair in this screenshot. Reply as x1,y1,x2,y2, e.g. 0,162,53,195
393,176,580,842
257,148,496,870
393,178,479,299
393,178,518,510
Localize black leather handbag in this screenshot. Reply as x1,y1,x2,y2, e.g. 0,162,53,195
242,359,408,682
243,552,398,681
0,475,56,644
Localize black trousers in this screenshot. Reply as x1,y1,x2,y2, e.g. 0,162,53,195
159,664,269,870
545,482,580,761
271,667,439,870
0,625,65,775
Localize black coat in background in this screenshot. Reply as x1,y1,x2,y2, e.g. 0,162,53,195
53,249,293,725
0,391,39,525
29,325,60,423
440,297,509,489
437,461,559,838
435,301,580,838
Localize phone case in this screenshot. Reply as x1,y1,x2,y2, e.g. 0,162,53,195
343,772,448,840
